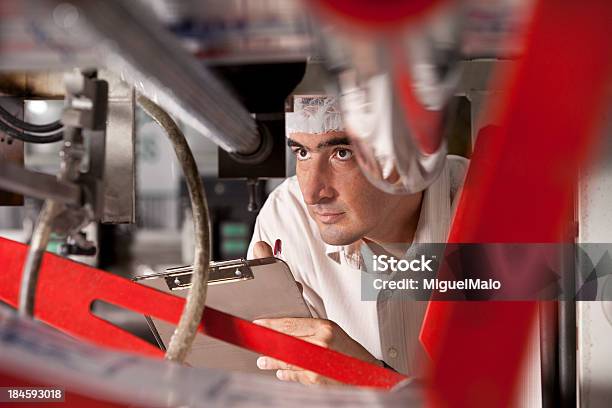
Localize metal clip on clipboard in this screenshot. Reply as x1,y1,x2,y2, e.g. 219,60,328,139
154,259,256,291
138,257,285,290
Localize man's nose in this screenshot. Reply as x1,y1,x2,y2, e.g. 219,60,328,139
300,160,335,205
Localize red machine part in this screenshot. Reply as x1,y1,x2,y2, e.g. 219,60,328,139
420,0,612,406
0,237,406,389
309,0,448,30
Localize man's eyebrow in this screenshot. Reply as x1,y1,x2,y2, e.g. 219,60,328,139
286,138,305,149
286,136,351,151
316,137,351,149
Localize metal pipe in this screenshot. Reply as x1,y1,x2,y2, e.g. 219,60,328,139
137,95,211,363
0,162,81,206
73,0,260,155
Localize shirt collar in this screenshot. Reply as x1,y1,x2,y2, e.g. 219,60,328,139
325,241,364,269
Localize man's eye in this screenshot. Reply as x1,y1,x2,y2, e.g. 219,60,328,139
294,148,311,161
334,148,353,161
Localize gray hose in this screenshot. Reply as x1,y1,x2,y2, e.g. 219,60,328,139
137,95,211,363
18,200,61,316
18,128,84,317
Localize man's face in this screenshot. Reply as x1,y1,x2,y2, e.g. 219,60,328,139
288,131,406,246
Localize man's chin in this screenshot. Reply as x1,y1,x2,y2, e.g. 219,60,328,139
318,225,363,247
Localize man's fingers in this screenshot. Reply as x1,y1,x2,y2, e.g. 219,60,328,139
276,370,339,386
253,241,273,258
276,370,302,382
257,356,301,371
276,369,306,383
253,317,320,337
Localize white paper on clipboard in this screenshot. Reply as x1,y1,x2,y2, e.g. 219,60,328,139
133,257,311,375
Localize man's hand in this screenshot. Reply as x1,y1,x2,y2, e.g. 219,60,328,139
251,241,380,385
253,317,381,385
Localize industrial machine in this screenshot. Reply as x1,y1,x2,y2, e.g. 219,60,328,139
0,1,611,407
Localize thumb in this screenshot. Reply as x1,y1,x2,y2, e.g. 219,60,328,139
253,241,274,258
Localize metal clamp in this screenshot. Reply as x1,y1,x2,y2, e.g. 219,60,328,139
161,259,254,291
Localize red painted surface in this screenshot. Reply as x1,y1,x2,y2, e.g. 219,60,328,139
0,237,406,389
311,0,448,30
420,0,612,406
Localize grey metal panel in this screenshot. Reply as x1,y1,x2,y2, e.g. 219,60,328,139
453,59,516,144
100,71,135,224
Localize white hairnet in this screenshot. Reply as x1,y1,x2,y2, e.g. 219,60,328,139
286,95,345,134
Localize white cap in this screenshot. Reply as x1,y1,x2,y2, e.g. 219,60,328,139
286,95,344,135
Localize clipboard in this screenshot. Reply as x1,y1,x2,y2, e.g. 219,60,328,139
133,257,311,374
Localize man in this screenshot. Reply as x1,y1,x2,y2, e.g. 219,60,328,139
247,95,468,385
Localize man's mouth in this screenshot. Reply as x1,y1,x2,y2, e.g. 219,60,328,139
313,211,345,224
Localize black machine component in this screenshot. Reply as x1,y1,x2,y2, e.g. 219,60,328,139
215,62,306,210
181,177,266,260
59,232,97,257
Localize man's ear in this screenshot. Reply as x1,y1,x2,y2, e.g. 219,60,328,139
253,241,274,258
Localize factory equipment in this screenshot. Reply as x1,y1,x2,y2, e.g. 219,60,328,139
0,1,611,407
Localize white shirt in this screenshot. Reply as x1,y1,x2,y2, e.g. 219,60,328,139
247,155,469,376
